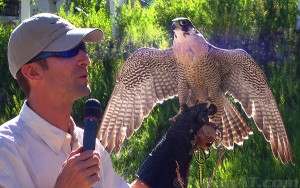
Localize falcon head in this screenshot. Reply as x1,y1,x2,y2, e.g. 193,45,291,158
171,17,199,38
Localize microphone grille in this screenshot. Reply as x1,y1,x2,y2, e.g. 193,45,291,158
84,98,101,119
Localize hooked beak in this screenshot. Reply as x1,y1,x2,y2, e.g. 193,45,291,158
171,22,177,31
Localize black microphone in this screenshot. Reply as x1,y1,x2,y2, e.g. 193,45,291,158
83,98,101,151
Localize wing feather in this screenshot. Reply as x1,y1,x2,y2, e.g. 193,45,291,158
211,47,294,164
97,48,178,153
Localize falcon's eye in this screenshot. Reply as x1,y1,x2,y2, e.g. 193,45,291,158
179,20,188,26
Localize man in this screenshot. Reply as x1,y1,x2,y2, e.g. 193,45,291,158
0,13,216,188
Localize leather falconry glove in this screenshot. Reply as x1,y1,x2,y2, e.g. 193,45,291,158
136,103,217,188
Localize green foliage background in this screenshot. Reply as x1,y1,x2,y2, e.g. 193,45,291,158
0,0,299,187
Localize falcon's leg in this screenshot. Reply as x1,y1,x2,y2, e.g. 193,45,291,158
170,80,190,122
169,104,187,122
172,98,212,122
208,95,225,148
195,99,211,109
178,81,190,110
169,102,189,122
180,103,189,111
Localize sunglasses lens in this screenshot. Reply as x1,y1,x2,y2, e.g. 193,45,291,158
58,48,79,57
28,42,87,63
78,42,87,53
28,43,87,63
58,43,86,57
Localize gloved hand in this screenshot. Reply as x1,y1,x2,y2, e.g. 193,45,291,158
136,103,217,188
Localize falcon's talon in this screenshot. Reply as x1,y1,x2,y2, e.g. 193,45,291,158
180,103,188,111
169,111,182,122
206,102,211,109
169,117,176,122
202,99,212,109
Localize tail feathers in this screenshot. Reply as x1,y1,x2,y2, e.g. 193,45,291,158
216,98,252,150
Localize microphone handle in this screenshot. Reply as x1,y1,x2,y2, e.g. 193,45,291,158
83,118,99,151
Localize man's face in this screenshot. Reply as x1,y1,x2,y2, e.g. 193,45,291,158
40,49,92,101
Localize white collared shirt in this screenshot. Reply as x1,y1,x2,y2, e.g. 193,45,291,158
0,101,129,188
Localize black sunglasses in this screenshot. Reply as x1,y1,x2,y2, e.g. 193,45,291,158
28,42,87,63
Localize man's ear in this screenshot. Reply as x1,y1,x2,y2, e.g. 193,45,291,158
20,63,42,81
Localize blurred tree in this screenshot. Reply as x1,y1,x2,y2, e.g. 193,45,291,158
47,0,58,13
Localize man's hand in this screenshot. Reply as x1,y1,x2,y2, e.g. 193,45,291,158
54,146,100,188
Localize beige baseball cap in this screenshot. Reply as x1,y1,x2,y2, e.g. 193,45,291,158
8,13,104,79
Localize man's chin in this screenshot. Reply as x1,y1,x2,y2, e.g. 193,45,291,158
76,86,91,99
83,87,92,97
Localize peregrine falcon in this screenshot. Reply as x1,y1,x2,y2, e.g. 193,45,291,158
97,17,294,165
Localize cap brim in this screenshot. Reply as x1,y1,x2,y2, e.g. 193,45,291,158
44,28,104,52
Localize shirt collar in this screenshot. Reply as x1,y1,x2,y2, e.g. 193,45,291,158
19,101,77,154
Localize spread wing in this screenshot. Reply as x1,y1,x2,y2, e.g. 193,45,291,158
210,46,294,164
97,48,178,153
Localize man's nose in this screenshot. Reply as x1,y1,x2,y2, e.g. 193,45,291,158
77,50,91,67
